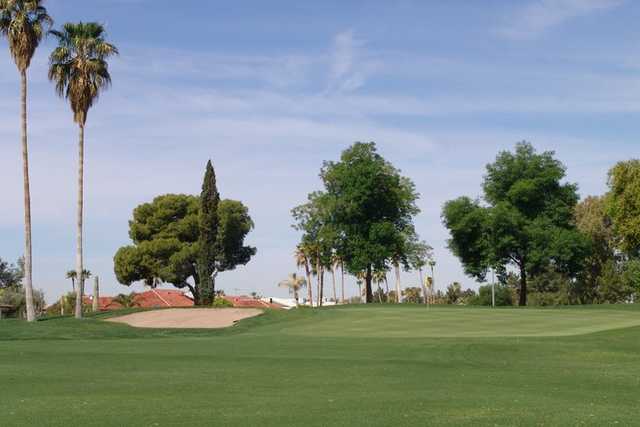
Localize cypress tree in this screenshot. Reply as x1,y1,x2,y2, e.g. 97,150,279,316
197,160,219,305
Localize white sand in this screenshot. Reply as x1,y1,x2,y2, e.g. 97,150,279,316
106,308,263,329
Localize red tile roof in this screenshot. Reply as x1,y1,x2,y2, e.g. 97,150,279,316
223,296,285,309
84,290,283,311
135,289,194,308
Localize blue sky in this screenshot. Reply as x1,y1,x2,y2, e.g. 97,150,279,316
1,0,639,302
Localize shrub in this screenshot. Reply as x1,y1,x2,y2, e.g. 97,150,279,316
469,283,513,306
212,297,233,308
402,287,423,304
0,287,45,318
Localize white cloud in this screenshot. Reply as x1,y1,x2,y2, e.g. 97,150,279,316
326,30,378,93
498,0,624,40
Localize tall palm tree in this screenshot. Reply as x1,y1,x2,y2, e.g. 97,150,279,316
295,244,313,305
393,258,402,304
278,273,306,307
0,0,53,322
428,260,436,300
48,22,118,319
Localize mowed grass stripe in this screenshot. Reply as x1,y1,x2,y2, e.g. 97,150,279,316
274,306,640,338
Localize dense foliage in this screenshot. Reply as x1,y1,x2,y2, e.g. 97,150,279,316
196,160,219,305
293,142,427,303
114,193,255,302
442,142,589,306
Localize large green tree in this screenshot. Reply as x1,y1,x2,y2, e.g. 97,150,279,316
574,196,617,303
49,22,118,319
114,194,256,302
294,142,420,303
1,0,53,322
442,142,588,306
607,160,640,256
196,160,219,305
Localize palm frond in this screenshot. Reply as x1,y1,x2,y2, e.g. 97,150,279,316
0,0,53,71
48,21,118,125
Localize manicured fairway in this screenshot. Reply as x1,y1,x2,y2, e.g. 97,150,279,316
1,305,640,426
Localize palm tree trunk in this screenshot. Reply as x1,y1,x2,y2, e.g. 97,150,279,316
75,124,85,319
340,260,345,303
316,258,321,307
394,262,401,303
92,276,99,312
21,70,36,322
331,266,337,302
304,260,313,306
419,268,427,305
319,266,325,306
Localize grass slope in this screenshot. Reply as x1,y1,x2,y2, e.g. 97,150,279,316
1,305,640,426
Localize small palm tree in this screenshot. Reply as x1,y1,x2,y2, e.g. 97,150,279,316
0,0,53,322
112,292,138,309
372,269,388,303
65,269,91,292
278,273,306,307
48,22,118,319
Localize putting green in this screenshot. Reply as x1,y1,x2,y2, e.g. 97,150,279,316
277,306,640,338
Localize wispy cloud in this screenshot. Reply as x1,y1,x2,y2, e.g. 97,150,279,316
326,30,378,93
498,0,624,40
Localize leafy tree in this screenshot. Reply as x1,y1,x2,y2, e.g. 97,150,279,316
1,0,53,322
294,142,420,303
607,160,640,256
278,273,306,306
574,196,617,303
114,195,256,302
196,160,219,305
528,266,571,306
0,286,45,317
49,22,118,319
0,257,23,289
445,282,462,304
443,142,589,306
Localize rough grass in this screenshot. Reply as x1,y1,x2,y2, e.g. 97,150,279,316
1,305,640,426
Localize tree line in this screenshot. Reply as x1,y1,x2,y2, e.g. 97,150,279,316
289,142,640,307
1,0,118,320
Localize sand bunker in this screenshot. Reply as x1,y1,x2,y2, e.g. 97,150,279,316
106,308,263,329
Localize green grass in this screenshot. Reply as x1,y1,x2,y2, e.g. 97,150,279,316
2,305,640,426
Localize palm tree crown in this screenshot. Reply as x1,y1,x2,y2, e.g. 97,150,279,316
278,273,306,303
48,22,118,125
0,0,52,72
65,269,91,280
